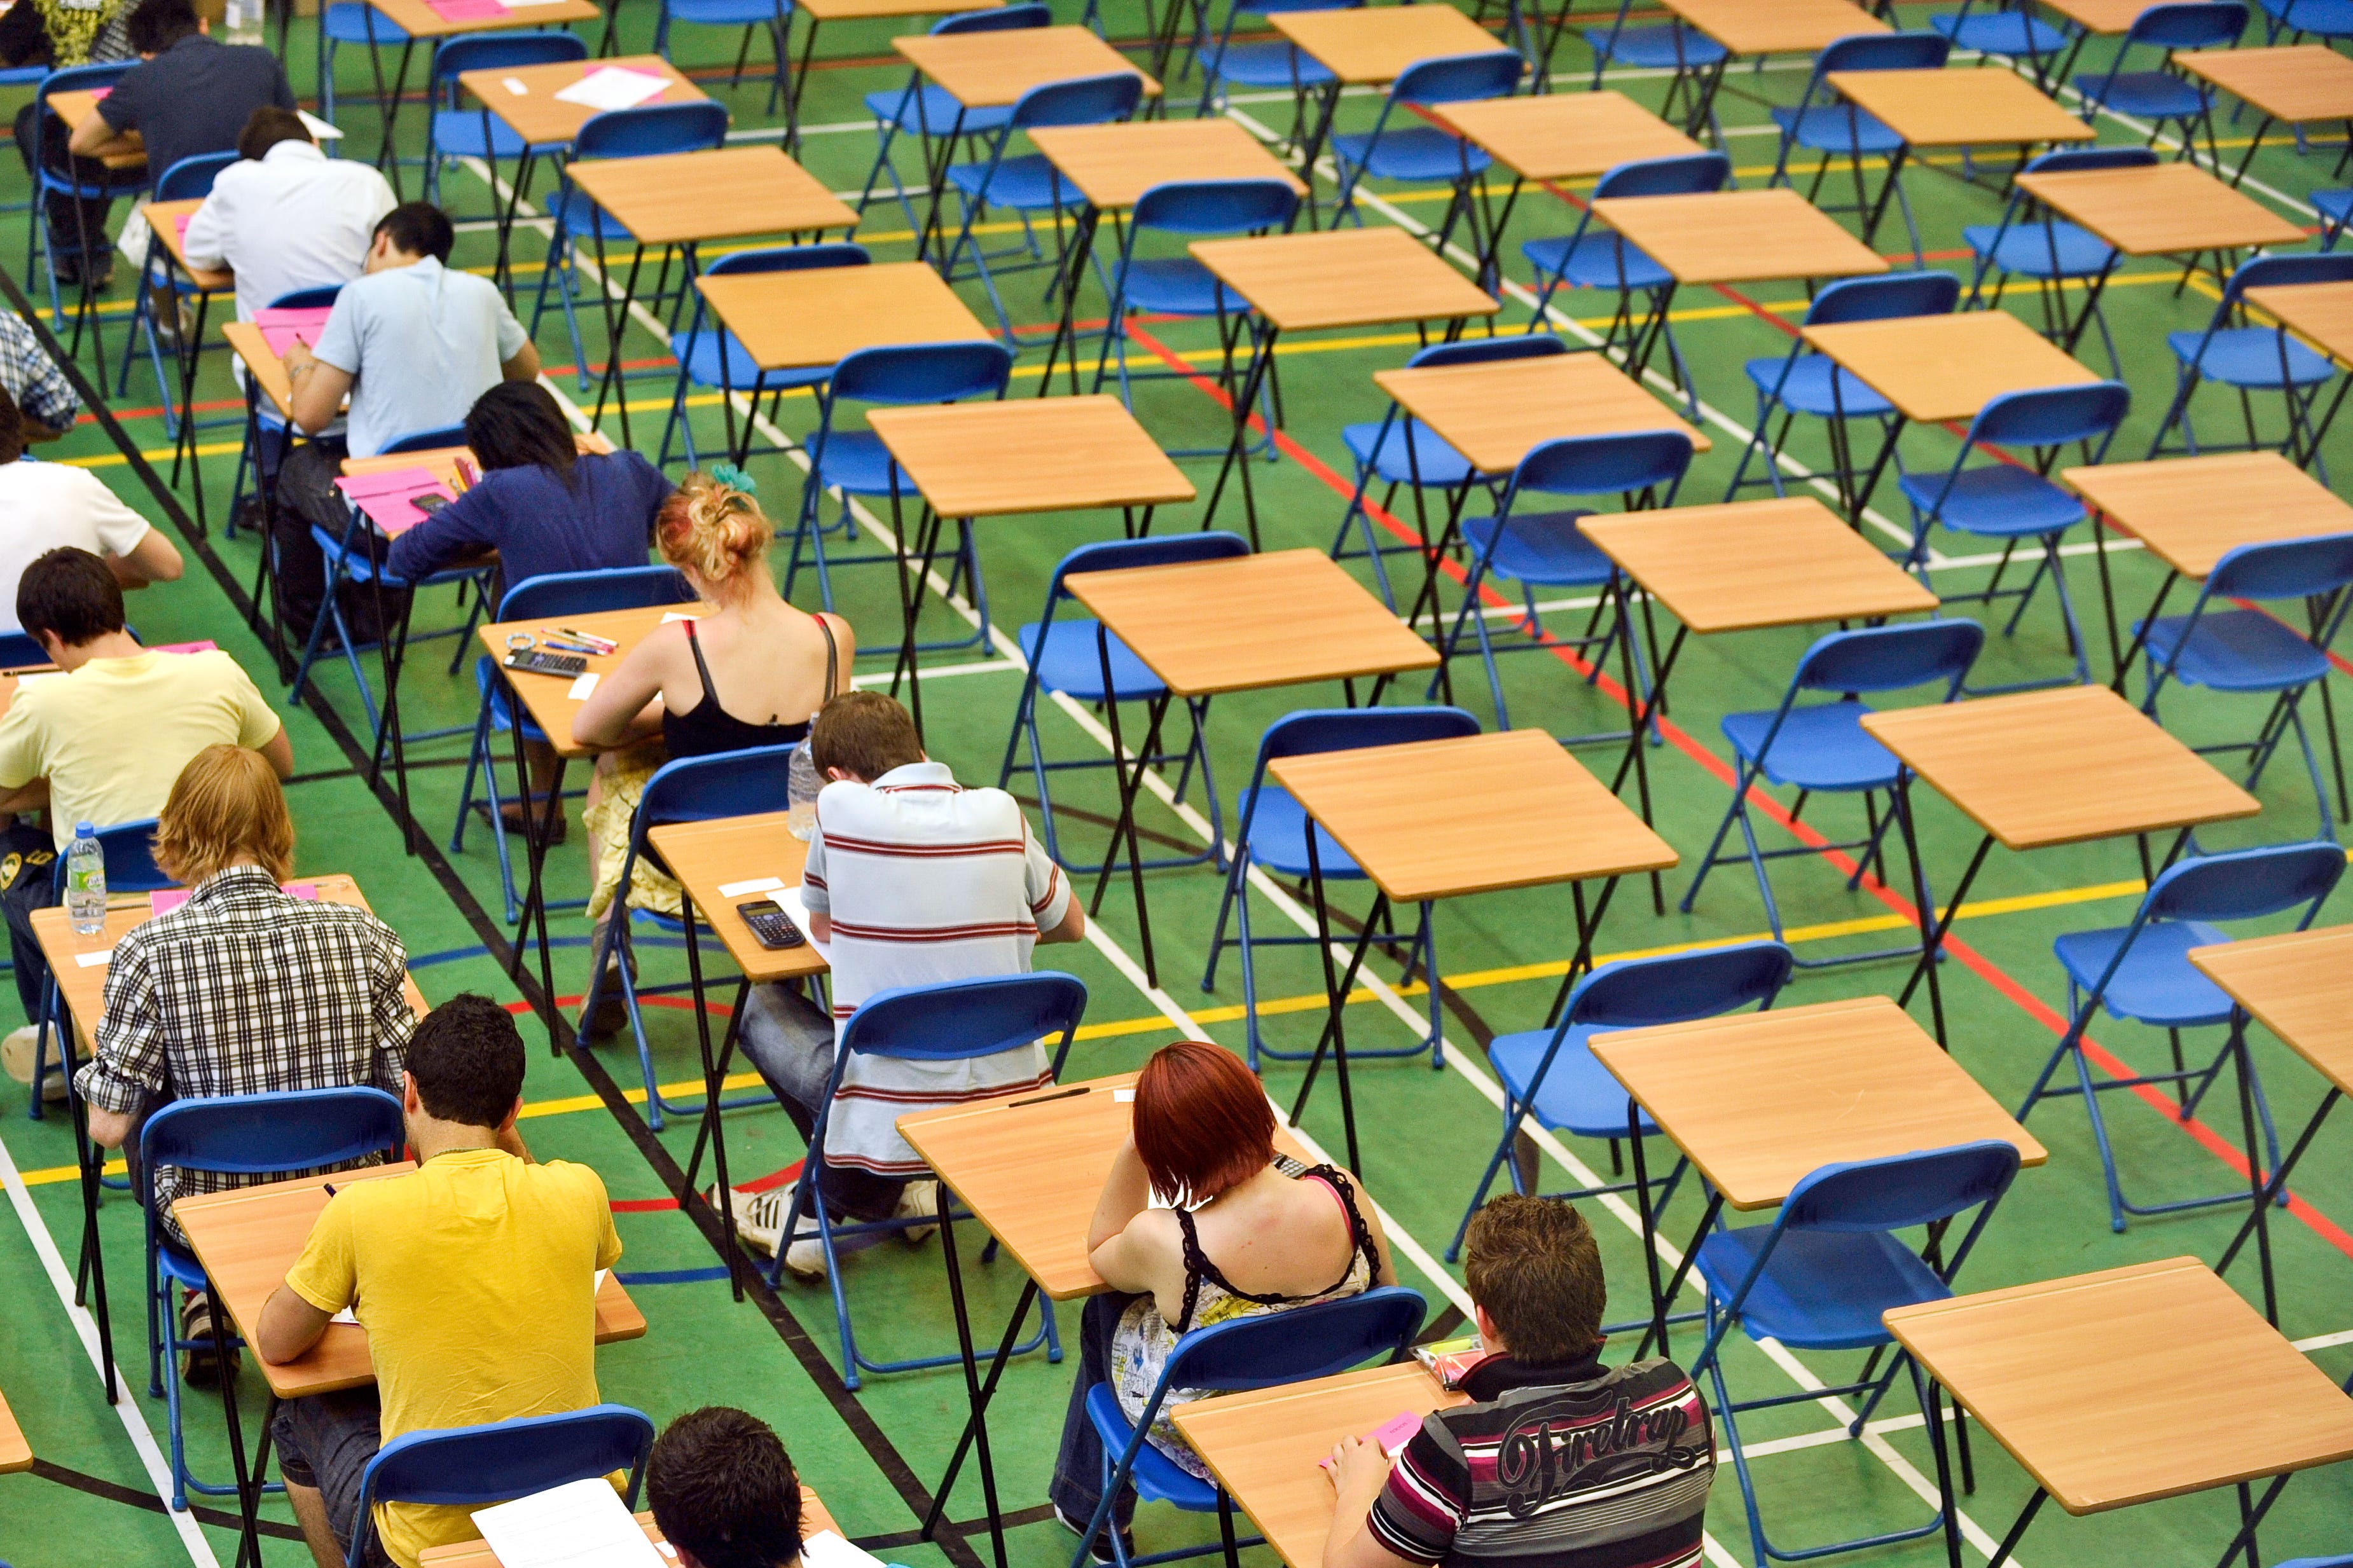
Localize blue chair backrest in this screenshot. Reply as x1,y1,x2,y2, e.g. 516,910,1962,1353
829,340,1014,406
2020,145,2160,177
2127,1,2248,49
1591,151,1730,200
2220,250,2353,312
2141,839,2345,926
1969,382,2130,448
498,565,693,621
1514,430,1694,499
575,100,730,161
1133,178,1299,237
39,61,133,111
842,972,1089,1063
155,151,237,203
432,29,585,85
1567,939,1793,1031
1259,705,1480,764
1802,270,1960,326
1045,531,1252,605
1790,619,1984,697
1391,50,1524,106
1238,0,1362,15
1009,71,1145,130
353,1406,657,1562
139,1087,406,1178
1815,30,1950,77
704,242,869,278
1782,1141,2020,1233
1401,333,1566,371
935,2,1048,31
635,745,800,837
382,423,471,455
267,282,344,311
2207,532,2353,601
0,631,43,666
1161,1284,1426,1391
50,818,171,897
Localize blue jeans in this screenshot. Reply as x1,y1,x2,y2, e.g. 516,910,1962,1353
273,1387,394,1568
1047,1291,1142,1534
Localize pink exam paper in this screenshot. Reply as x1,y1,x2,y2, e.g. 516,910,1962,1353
335,465,443,500
254,304,334,358
173,211,191,247
428,0,507,18
151,883,318,916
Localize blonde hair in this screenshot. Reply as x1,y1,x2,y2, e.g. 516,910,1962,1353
656,472,771,603
153,745,295,886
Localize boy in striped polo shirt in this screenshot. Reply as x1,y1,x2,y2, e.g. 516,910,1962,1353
1324,1196,1715,1568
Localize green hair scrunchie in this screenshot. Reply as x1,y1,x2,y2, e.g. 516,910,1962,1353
708,461,758,496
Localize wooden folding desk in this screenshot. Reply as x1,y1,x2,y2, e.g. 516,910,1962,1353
1884,1258,2353,1568
1861,685,2262,1045
1190,228,1500,539
419,1491,843,1567
1820,67,2095,249
352,0,600,196
137,197,233,525
1267,728,1676,1171
0,1384,28,1475
177,1162,648,1567
223,324,307,645
1650,0,1889,136
45,89,144,170
2242,279,2353,469
2034,0,2164,88
1059,547,1437,992
1173,1363,1469,1568
1592,994,2046,1355
1271,5,1512,214
2183,45,2353,184
772,0,1004,153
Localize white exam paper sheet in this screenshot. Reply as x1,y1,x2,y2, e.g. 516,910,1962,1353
553,66,670,111
470,1476,664,1568
770,884,831,965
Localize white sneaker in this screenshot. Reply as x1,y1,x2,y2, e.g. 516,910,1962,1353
1,1025,66,1103
894,1178,941,1246
782,1236,831,1283
717,1185,831,1281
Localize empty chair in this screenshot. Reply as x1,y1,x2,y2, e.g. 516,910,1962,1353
2257,0,2353,45
1962,146,2156,379
2022,841,2343,1232
1330,50,1524,247
316,2,411,128
1929,0,2068,79
1767,32,1953,268
1681,622,1985,966
1582,0,1727,142
653,0,795,120
2072,3,2248,165
857,4,1050,235
1196,0,1361,137
423,31,588,214
2146,251,2353,476
658,242,871,469
350,1406,659,1567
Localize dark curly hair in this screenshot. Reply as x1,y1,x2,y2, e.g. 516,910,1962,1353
647,1407,804,1568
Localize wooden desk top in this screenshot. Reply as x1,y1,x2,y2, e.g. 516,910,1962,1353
1591,995,2046,1212
341,430,613,492
1431,90,1701,183
418,1494,842,1567
2183,43,2353,123
2246,279,2353,366
457,56,707,149
2062,451,2353,580
899,1073,1318,1300
1826,67,2098,148
1270,4,1508,86
32,875,428,1056
2014,161,2307,256
1269,729,1678,904
1800,310,2101,425
893,25,1157,109
144,197,231,292
694,261,993,372
223,320,296,421
1885,1257,2353,1514
1064,548,1438,698
2033,0,2157,32
1173,1363,1468,1568
1192,228,1500,333
370,0,599,38
646,813,825,984
1028,119,1306,210
1372,352,1710,476
2189,925,2353,1097
566,147,855,246
476,602,706,760
46,88,144,170
1580,496,1938,634
176,1164,647,1400
867,395,1196,518
0,664,59,725
0,1384,27,1476
1860,684,2262,851
1589,188,1888,285
1660,0,1888,55
801,0,995,16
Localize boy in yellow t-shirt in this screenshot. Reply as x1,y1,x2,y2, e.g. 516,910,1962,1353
256,995,621,1568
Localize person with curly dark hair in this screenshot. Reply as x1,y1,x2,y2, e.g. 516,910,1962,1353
647,1407,806,1568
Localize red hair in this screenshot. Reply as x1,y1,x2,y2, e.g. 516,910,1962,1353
1133,1042,1274,1204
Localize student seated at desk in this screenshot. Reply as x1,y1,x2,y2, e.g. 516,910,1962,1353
3,0,134,290
74,745,412,1384
0,310,84,441
72,0,293,217
259,994,619,1568
722,690,1084,1280
0,388,183,631
649,1407,804,1568
1322,1196,1714,1568
183,106,397,327
1047,1040,1398,1562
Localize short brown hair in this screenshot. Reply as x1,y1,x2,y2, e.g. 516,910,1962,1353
808,691,923,783
1132,1040,1274,1204
153,745,294,886
238,105,312,162
1463,1195,1606,1363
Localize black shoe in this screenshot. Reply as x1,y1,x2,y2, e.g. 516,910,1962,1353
577,972,629,1039
1053,1504,1134,1567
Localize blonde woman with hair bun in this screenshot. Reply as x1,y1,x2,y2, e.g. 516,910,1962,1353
572,471,855,1034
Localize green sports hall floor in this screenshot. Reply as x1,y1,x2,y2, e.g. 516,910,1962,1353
6,4,2353,1564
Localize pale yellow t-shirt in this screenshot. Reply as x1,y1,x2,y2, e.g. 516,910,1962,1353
0,649,282,848
284,1149,624,1568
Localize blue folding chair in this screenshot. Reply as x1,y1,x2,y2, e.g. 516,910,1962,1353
1767,33,1952,269
117,153,237,438
940,73,1143,346
1433,430,1690,738
2022,841,2343,1232
141,1088,406,1511
452,568,694,924
999,534,1245,874
1683,622,1985,966
581,743,800,1131
351,1406,658,1568
1196,0,1358,136
1330,50,1524,246
2316,189,2353,249
789,340,1013,656
1691,1143,2021,1568
658,242,869,469
531,101,731,390
1203,707,1481,1073
1963,147,2155,380
774,974,1086,1386
1332,335,1567,611
2146,252,2353,477
654,0,794,120
1898,381,2130,693
1725,270,1959,505
27,820,171,1121
2258,0,2353,45
857,5,1049,235
1522,152,1729,415
229,282,344,539
1072,1286,1428,1568
318,2,413,127
1581,0,1727,143
1449,943,1793,1281
1929,1,2067,81
24,63,144,333
422,31,587,214
2073,3,2247,166
2139,534,2353,839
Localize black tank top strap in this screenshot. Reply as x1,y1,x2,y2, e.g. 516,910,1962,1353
684,618,722,708
1170,1162,1378,1333
1175,1207,1213,1333
1299,1162,1381,1280
814,613,838,702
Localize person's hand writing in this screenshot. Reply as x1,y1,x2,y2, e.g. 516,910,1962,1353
1327,1435,1391,1508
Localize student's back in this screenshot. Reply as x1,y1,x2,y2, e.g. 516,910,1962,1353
314,254,528,457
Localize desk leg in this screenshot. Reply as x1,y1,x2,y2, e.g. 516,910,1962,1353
67,1081,116,1404
679,902,745,1302
206,1287,265,1568
503,687,566,1047
588,231,647,449
2212,1473,2293,1568
1610,575,1673,914
1470,175,1524,299
928,1190,1032,1568
365,574,418,855
2217,1084,2338,1327
1847,414,1908,533
2107,571,2177,697
1289,825,1377,1175
493,142,536,302
1624,1099,1670,1361
1398,469,1480,683
784,14,820,156
2229,116,2274,188
882,477,948,744
1089,624,1169,989
1915,1372,1964,1568
1294,78,1344,230
1857,142,1910,252
1037,203,1102,399
2056,252,2120,361
1632,1188,1721,1361
1197,321,1278,541
1893,789,1991,1052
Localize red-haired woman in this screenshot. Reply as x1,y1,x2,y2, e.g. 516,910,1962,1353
1049,1040,1397,1559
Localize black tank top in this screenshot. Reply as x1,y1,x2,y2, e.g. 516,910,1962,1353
661,616,838,759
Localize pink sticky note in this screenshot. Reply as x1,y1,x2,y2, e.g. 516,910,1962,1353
151,640,219,655
428,0,506,18
88,87,111,100
283,883,319,900
173,212,191,245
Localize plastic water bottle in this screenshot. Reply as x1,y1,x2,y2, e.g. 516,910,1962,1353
66,823,106,935
786,738,822,841
221,0,265,46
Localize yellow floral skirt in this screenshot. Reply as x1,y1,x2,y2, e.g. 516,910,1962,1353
583,741,684,923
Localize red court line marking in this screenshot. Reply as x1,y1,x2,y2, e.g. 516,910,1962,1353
610,1160,803,1212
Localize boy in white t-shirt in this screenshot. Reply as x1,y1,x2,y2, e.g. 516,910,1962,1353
0,386,181,631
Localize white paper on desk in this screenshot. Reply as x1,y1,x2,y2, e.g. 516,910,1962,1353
659,612,703,624
502,74,530,93
471,1476,664,1568
74,948,111,968
718,875,785,898
1113,1089,1135,1103
799,1533,889,1568
335,1269,605,1326
569,673,599,700
770,885,831,964
553,66,670,112
15,671,60,685
296,109,343,141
